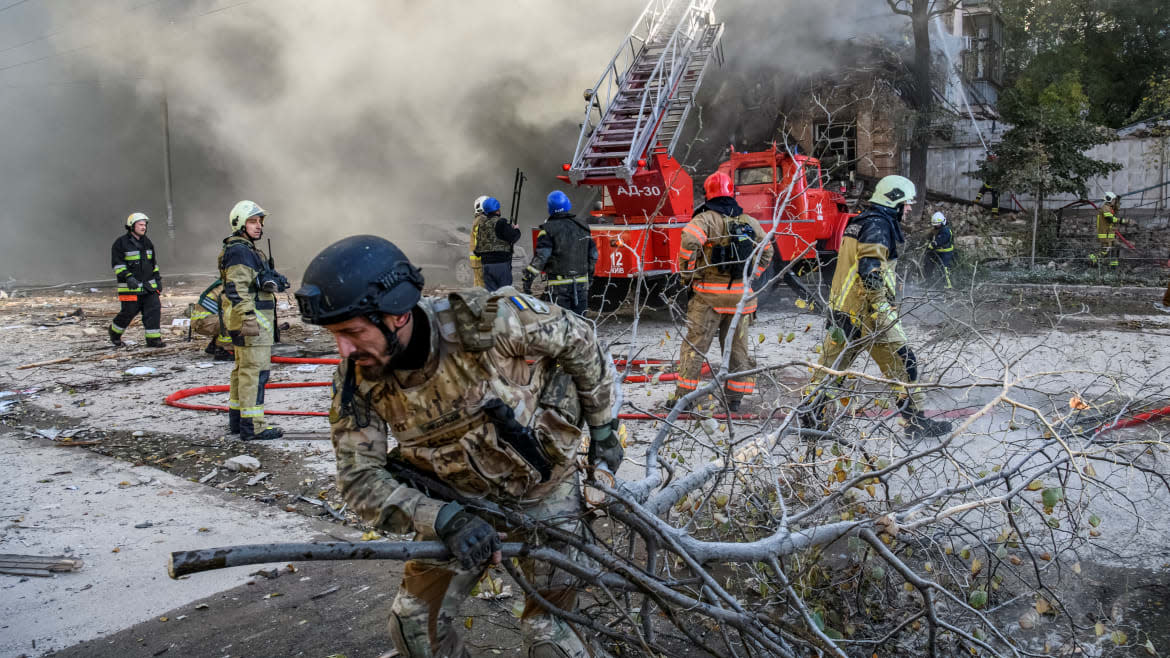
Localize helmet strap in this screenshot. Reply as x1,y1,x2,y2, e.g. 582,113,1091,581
367,312,407,361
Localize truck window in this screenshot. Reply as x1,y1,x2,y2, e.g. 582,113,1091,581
735,166,774,186
804,166,822,189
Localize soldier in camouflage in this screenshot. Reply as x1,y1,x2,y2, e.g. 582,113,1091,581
295,235,623,658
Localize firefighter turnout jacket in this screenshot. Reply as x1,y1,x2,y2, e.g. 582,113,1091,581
1095,201,1128,241
218,236,276,347
929,224,955,267
527,212,597,286
677,199,773,314
828,204,905,326
111,233,161,299
328,286,615,536
473,213,521,264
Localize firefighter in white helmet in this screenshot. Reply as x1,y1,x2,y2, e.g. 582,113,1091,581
219,200,288,441
109,212,164,347
1090,191,1129,272
469,196,488,287
925,211,955,289
805,175,953,440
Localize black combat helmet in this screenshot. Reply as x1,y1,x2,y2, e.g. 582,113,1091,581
295,235,424,325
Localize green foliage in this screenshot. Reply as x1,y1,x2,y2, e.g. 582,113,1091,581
974,73,1121,199
1129,68,1170,125
999,0,1170,128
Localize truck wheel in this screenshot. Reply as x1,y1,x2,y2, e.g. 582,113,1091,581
589,277,631,312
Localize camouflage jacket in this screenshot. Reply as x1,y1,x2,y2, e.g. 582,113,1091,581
329,286,616,537
677,207,773,314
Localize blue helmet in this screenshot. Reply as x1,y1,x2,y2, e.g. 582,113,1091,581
482,196,501,215
547,190,572,215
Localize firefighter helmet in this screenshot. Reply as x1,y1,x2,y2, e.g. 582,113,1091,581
547,190,571,215
1103,191,1118,205
229,200,266,233
295,235,424,326
704,171,734,199
126,212,149,229
473,195,489,214
482,197,501,215
870,175,917,208
930,211,946,226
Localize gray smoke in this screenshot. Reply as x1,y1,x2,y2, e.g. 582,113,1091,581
0,0,907,283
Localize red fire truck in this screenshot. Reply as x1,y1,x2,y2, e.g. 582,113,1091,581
545,0,853,310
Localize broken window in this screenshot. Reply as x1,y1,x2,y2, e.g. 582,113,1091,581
813,123,856,176
961,11,1003,86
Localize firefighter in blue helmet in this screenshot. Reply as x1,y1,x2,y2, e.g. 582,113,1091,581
472,196,521,291
523,191,597,315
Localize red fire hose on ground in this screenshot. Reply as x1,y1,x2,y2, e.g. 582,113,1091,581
165,356,1169,431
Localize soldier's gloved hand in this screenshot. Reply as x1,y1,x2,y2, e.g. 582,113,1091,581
434,502,500,570
587,419,624,473
240,312,261,337
521,270,536,294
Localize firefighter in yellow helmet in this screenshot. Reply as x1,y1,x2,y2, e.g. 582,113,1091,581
109,212,164,347
219,200,288,441
1089,191,1129,271
672,171,773,412
806,175,952,440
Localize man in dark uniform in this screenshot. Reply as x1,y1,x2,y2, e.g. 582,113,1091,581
109,212,164,347
925,211,956,289
472,195,521,291
522,191,597,316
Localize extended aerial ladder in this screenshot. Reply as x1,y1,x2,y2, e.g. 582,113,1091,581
566,0,724,185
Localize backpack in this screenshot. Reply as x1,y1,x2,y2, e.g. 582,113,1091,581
711,217,758,281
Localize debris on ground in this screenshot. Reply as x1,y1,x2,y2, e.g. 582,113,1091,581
224,455,261,472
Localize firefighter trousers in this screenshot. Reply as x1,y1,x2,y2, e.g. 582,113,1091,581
673,298,756,403
388,478,595,658
1163,278,1170,307
471,255,484,288
482,262,513,292
110,293,161,341
229,345,271,438
1089,238,1120,269
810,313,924,417
548,280,588,316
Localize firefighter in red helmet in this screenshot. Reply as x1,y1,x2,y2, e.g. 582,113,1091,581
672,171,773,412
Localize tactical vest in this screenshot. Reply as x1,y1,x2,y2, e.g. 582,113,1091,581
473,214,512,256
541,215,591,277
338,289,585,501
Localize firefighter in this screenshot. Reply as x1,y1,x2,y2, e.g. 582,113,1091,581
672,171,773,412
109,212,164,347
294,235,621,658
472,195,521,291
219,200,288,441
188,280,234,361
469,196,487,288
925,211,955,289
522,191,597,316
973,153,1000,216
806,175,953,440
1089,192,1129,271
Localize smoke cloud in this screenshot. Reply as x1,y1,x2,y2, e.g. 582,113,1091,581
0,0,908,284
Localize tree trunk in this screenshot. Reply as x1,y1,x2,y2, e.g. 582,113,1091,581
909,0,932,220
1030,191,1042,268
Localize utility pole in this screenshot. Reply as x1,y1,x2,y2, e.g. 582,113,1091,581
161,81,176,242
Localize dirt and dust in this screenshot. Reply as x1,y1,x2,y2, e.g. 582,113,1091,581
2,276,1169,656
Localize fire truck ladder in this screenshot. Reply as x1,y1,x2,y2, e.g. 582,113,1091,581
567,0,724,184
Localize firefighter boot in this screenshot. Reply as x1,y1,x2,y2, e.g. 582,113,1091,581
109,327,123,347
902,410,952,440
240,425,283,442
726,396,742,413
146,336,166,348
228,409,241,435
